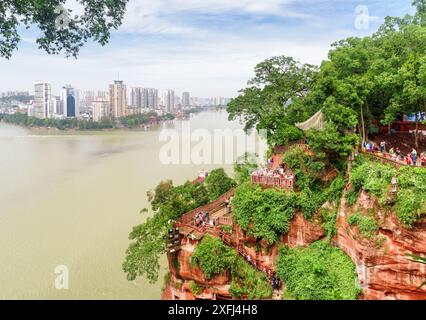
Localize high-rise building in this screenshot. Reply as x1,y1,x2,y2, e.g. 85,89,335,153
51,96,62,116
109,80,126,118
182,92,190,108
215,96,222,106
33,82,51,119
163,89,175,113
61,85,79,118
82,90,96,108
147,88,158,109
92,98,110,121
130,87,142,108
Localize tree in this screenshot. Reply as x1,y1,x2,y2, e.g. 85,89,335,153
123,180,210,283
306,98,359,165
0,0,128,59
204,168,236,200
227,55,318,146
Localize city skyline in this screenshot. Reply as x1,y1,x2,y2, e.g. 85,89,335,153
0,0,415,97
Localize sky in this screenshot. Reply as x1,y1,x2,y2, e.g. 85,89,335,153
0,0,416,97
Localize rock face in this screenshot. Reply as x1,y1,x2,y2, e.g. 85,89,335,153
335,191,426,300
163,242,232,300
163,191,426,300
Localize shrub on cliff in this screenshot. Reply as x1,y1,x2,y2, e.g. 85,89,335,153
190,236,236,279
232,183,298,244
347,212,380,239
282,147,346,219
276,241,360,300
349,159,426,227
191,235,272,299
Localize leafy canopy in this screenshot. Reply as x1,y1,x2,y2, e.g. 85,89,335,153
204,168,236,200
0,0,128,58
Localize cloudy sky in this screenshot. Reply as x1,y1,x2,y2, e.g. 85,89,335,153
0,0,415,97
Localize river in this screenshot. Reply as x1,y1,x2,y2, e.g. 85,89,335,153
0,110,244,299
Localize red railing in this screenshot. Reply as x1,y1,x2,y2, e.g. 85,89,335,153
273,142,309,154
217,217,233,226
251,175,294,189
178,188,235,225
360,150,408,168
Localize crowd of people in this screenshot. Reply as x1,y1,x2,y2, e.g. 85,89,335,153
251,165,295,181
194,211,217,228
364,140,426,166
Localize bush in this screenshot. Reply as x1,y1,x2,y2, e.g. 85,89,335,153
190,236,236,279
191,236,272,299
350,158,426,227
276,241,360,300
347,212,380,239
322,208,338,240
188,281,203,295
232,183,298,244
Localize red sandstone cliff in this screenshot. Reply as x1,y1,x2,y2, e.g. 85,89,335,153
163,191,426,300
335,190,426,300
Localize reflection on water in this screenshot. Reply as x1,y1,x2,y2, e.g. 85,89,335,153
0,110,242,299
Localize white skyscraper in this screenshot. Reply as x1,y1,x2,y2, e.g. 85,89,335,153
163,89,175,113
33,82,51,119
182,92,190,108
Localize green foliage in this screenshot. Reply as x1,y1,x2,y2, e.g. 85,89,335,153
276,241,360,300
220,225,233,234
188,281,203,296
306,123,359,165
190,236,236,279
1,111,174,130
1,112,115,130
118,112,155,128
232,183,297,244
123,180,210,283
227,55,318,146
192,236,272,299
347,212,380,239
350,158,426,227
282,147,346,219
0,0,128,59
229,257,272,300
204,168,236,200
322,208,338,241
233,154,258,185
282,147,326,190
345,188,359,206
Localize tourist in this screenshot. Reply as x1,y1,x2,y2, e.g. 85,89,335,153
406,154,413,166
364,142,371,152
411,152,417,166
421,152,426,166
380,140,387,153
